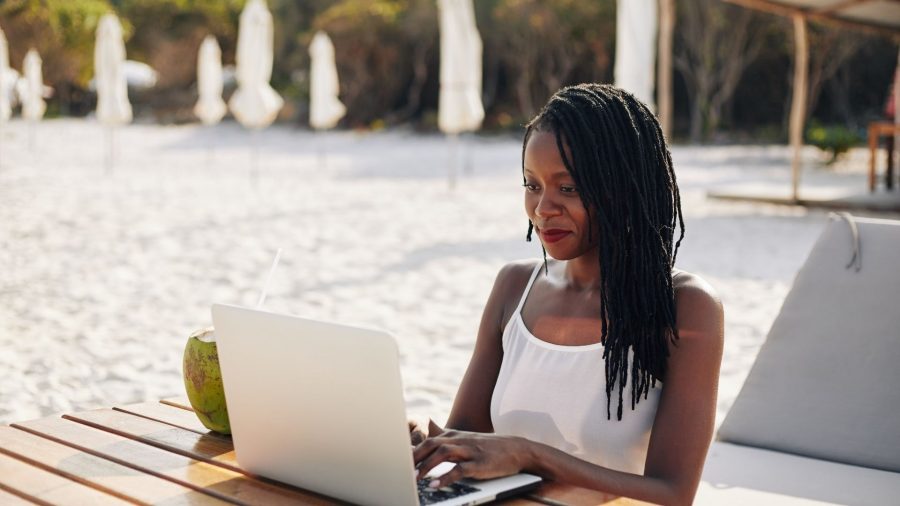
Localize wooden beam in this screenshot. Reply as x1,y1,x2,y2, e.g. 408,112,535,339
723,0,900,39
816,0,880,16
789,14,809,202
657,0,675,139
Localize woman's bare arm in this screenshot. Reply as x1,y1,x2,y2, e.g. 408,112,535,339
443,261,536,433
416,272,724,505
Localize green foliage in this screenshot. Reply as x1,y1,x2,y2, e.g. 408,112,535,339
806,123,863,164
117,0,242,89
488,0,614,121
0,0,113,87
313,0,437,127
0,0,894,132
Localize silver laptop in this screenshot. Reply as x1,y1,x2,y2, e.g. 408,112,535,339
211,303,542,506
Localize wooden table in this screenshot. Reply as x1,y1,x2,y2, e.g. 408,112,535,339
0,398,644,505
868,121,900,192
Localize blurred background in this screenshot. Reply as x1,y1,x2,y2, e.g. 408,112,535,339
0,0,895,145
0,0,898,431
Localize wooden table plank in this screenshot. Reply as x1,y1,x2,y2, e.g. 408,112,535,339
104,404,644,506
0,448,131,505
0,487,40,505
66,408,241,473
13,416,333,506
114,401,221,436
0,425,229,506
518,482,650,505
89,402,645,505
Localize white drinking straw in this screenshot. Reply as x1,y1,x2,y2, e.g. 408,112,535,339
256,248,282,308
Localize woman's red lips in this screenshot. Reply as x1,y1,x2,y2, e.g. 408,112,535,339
539,228,571,244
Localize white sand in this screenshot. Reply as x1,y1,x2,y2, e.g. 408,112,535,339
0,119,893,428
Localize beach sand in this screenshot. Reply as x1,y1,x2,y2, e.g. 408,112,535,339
0,119,892,428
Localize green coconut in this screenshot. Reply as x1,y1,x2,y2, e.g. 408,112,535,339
183,326,230,434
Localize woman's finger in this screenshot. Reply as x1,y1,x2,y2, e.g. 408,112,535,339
425,462,472,490
409,424,427,446
415,443,472,480
413,436,440,462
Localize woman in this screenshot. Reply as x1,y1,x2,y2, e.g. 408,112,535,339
411,84,723,505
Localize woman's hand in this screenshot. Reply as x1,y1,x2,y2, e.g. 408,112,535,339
413,430,531,488
408,415,444,445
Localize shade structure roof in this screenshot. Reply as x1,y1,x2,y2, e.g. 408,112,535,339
724,0,900,36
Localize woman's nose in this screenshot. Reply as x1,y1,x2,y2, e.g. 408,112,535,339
534,193,562,218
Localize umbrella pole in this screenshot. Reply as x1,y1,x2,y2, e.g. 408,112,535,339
28,120,35,154
251,129,260,187
316,129,327,170
104,125,114,174
0,119,4,170
448,133,459,190
206,126,214,170
463,132,474,174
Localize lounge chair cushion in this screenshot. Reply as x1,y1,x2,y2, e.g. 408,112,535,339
717,216,900,473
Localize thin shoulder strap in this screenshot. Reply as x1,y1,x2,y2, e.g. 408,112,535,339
513,262,543,316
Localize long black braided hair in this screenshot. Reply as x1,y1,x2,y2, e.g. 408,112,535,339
523,83,685,421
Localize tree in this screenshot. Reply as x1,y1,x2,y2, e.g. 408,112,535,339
315,0,437,127
798,25,866,125
0,0,113,115
488,0,614,120
674,0,767,142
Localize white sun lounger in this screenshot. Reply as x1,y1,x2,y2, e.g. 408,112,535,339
696,215,900,505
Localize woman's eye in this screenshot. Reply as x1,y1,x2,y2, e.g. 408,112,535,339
561,185,578,194
522,183,539,192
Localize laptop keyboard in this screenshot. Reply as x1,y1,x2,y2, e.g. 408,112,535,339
417,478,480,505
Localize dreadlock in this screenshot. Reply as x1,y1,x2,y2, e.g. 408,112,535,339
522,83,685,421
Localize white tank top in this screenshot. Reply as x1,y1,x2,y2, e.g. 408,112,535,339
490,263,662,474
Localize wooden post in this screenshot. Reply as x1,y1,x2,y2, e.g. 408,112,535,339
657,0,675,139
893,47,899,190
868,123,878,192
789,14,808,202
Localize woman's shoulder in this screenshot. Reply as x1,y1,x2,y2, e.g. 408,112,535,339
488,260,543,324
671,269,724,340
496,259,543,285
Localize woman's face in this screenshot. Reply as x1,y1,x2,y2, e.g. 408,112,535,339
523,131,599,260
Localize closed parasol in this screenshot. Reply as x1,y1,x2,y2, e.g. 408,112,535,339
614,0,658,110
309,31,345,131
0,29,10,122
228,0,283,130
437,0,483,135
95,13,132,126
21,49,46,122
438,0,483,188
195,35,227,126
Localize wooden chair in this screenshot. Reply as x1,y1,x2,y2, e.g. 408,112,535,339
867,121,900,192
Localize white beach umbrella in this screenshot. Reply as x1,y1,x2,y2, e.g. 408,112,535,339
95,13,132,173
95,13,132,126
438,0,483,188
0,29,11,169
228,0,283,130
1,68,19,107
88,60,158,91
614,0,658,110
21,49,46,122
0,29,11,122
437,0,483,135
194,35,227,126
21,49,45,154
122,60,158,90
308,31,345,131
